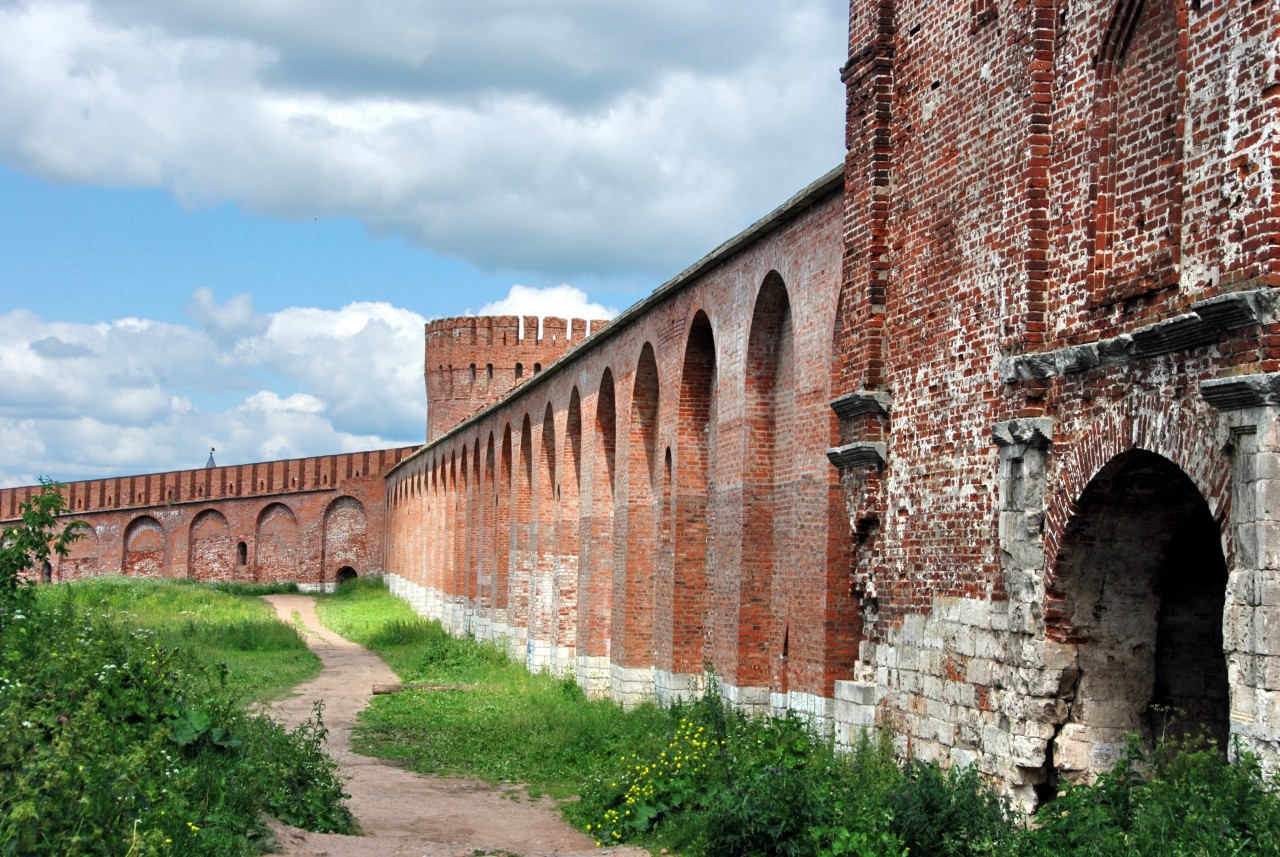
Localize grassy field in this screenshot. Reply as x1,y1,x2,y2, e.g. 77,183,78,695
45,576,321,703
316,578,675,799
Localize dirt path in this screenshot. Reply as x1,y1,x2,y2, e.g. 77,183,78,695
261,594,645,857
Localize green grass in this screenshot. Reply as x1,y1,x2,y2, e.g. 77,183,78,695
316,578,674,799
2,576,355,854
315,578,1280,857
45,576,320,703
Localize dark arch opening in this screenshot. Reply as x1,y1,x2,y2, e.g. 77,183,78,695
1047,449,1228,790
337,566,357,585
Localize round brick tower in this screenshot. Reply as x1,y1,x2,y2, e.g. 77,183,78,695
423,315,609,441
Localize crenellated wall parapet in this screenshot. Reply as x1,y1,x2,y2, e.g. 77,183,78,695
2,447,418,590
0,448,415,520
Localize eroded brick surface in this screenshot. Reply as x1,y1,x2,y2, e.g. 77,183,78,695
6,0,1280,806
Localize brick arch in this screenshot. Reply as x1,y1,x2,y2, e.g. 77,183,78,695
481,432,496,609
586,368,618,664
123,515,166,577
561,389,583,666
534,401,564,661
1044,393,1230,571
1088,0,1187,304
188,509,232,581
516,415,535,629
743,271,796,692
322,496,368,587
1046,448,1229,786
674,310,717,675
61,522,99,581
430,457,443,597
621,342,660,671
467,438,482,608
255,502,300,583
498,424,513,611
455,446,468,606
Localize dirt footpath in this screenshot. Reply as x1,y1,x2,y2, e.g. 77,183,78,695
261,594,646,857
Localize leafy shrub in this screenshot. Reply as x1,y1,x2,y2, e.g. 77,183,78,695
1017,733,1280,856
0,591,357,855
593,716,722,845
886,760,1014,856
0,486,354,855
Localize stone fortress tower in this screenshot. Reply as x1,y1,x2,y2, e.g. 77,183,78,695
423,315,610,441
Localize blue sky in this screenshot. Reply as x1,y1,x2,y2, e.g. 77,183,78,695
0,0,847,487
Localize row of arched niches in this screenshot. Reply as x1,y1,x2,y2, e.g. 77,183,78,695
52,496,369,588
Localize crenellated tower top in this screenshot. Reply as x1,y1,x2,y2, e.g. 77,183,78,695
423,315,610,440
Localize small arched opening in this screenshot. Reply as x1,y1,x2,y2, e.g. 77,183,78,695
336,566,358,585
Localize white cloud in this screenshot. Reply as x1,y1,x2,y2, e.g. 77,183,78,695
0,292,429,484
476,284,619,335
0,0,845,281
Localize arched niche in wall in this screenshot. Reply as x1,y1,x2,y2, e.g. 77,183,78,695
189,509,233,582
481,433,497,609
61,522,100,581
322,496,368,589
123,515,166,578
620,342,660,670
743,272,796,692
255,502,300,584
497,424,514,611
675,311,717,675
1088,0,1185,304
1044,449,1227,798
586,368,618,660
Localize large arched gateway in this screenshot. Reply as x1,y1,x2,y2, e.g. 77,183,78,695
1046,449,1229,785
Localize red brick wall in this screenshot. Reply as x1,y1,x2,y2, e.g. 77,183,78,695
1,448,416,586
386,172,848,703
831,0,1280,793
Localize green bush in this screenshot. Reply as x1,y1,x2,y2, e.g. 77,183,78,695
1017,733,1280,857
0,591,356,855
0,486,354,855
887,760,1014,856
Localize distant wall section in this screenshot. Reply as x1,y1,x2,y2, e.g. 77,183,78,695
0,447,417,590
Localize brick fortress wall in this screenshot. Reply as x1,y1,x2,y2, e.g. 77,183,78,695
1,447,417,590
384,170,852,717
831,0,1280,808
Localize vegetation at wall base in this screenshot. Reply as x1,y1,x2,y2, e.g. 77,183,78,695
317,577,674,799
319,578,1280,857
0,485,355,855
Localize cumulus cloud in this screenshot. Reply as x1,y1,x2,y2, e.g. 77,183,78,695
476,284,619,335
0,283,622,485
0,0,845,281
0,292,429,484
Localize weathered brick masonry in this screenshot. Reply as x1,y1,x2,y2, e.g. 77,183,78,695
830,0,1280,808
384,0,1280,808
0,448,415,589
7,0,1278,808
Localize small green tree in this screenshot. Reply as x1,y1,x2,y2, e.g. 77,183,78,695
0,479,82,619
